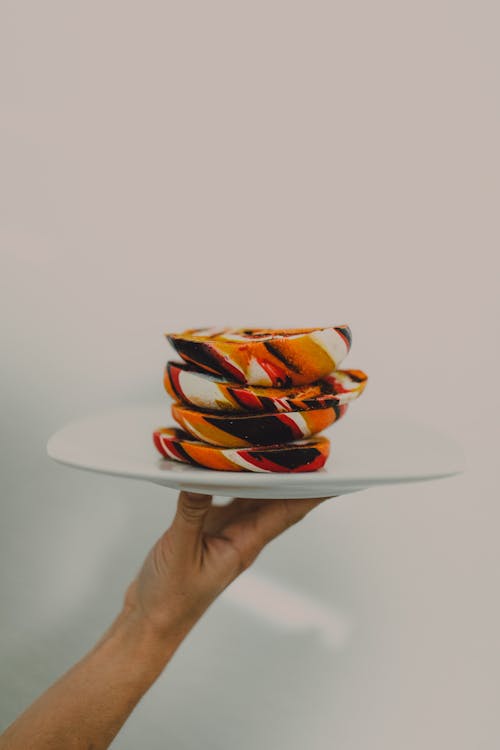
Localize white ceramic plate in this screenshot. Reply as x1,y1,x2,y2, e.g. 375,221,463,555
46,405,464,499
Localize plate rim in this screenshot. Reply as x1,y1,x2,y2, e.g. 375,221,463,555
46,404,465,498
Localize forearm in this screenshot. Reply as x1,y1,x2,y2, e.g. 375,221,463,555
0,607,187,750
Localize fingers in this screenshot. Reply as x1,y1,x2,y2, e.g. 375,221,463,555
220,496,334,569
254,497,332,542
203,497,268,535
286,496,332,520
205,496,329,536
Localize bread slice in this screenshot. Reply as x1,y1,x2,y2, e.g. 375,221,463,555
164,360,367,412
166,326,352,386
153,427,330,472
171,402,345,448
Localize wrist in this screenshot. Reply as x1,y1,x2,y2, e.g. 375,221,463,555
93,605,187,681
122,579,203,647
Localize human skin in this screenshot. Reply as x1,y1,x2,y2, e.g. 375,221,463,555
0,491,330,750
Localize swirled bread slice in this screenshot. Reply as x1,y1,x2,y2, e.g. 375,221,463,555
171,402,345,448
166,326,352,386
153,427,330,472
164,360,367,412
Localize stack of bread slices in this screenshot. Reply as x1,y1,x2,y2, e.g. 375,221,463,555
153,326,367,473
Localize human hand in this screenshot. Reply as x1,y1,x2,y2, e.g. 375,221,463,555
124,492,331,642
0,492,332,750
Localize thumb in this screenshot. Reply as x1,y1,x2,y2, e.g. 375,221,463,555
172,491,213,543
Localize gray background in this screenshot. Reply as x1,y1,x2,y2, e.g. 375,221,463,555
1,2,499,748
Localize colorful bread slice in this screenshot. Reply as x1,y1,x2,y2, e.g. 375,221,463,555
153,427,330,472
171,402,345,448
164,360,367,413
166,326,352,386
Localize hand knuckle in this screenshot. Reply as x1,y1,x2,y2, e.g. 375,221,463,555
230,544,253,574
235,549,250,574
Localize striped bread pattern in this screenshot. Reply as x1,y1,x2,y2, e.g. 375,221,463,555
166,326,352,386
164,360,367,413
153,427,330,473
153,324,367,472
171,402,345,448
